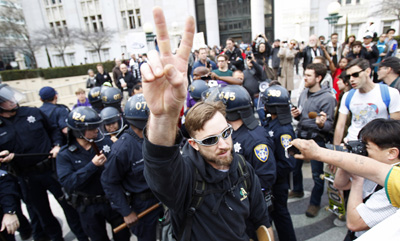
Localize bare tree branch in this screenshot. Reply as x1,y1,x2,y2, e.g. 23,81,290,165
75,28,115,62
370,0,400,32
35,27,76,66
0,5,41,68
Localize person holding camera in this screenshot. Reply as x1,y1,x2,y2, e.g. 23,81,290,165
252,34,272,67
333,119,399,240
243,53,267,125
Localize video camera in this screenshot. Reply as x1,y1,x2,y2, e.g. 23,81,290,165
325,140,368,156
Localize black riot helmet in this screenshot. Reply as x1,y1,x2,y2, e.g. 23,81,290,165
88,87,103,110
99,107,124,136
220,85,259,130
259,84,292,125
66,106,104,142
124,94,149,130
0,84,25,113
101,87,122,111
189,80,209,101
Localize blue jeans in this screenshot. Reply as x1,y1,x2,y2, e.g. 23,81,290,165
292,140,325,206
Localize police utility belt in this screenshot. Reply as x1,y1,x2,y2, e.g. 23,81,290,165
70,191,109,211
126,189,155,203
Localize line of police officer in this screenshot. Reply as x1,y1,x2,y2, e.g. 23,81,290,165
0,83,161,241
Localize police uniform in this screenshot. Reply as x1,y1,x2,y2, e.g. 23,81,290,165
57,136,130,241
101,128,162,241
39,102,69,145
232,125,276,191
264,117,297,241
0,107,87,241
0,170,19,241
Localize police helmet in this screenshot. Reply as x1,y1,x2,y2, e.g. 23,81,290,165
67,107,104,142
201,86,222,102
101,87,122,110
259,84,292,125
88,87,103,110
189,80,209,101
0,84,25,113
124,94,149,130
99,107,124,135
220,85,259,130
260,84,290,107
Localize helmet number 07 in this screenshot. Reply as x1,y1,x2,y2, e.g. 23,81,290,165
135,101,147,110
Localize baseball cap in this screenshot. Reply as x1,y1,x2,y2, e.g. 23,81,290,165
373,57,400,72
39,86,57,101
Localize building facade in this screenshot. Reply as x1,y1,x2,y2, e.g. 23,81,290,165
20,0,399,69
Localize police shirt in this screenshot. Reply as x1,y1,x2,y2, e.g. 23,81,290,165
0,107,63,170
39,102,69,144
264,117,296,180
232,125,277,190
0,170,20,214
56,137,113,195
101,128,150,217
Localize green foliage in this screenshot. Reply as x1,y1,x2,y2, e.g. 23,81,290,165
1,61,115,81
0,69,42,81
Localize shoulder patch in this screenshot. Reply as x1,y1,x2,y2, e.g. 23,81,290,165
254,144,269,162
280,134,292,149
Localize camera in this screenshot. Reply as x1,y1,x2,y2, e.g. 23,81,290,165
246,53,252,59
325,140,368,156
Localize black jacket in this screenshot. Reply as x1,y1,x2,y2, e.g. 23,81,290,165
243,61,266,98
143,132,270,241
225,47,244,71
95,72,112,87
116,72,138,94
299,46,324,70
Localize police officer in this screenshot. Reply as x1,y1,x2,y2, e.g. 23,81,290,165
260,83,297,241
0,168,19,241
101,87,123,113
102,94,162,241
219,85,276,238
88,87,103,113
100,107,126,143
39,86,70,145
186,79,209,109
56,107,130,241
0,84,88,241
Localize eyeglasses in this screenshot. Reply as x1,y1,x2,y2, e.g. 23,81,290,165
192,124,233,146
345,69,365,79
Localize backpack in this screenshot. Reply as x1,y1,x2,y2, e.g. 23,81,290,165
345,83,390,111
156,154,251,241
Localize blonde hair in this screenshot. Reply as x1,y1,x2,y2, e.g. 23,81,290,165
75,88,85,95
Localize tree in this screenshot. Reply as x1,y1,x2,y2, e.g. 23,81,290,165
0,4,41,68
370,0,400,33
36,27,75,67
75,28,115,62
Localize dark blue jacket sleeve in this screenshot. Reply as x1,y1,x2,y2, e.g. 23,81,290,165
0,173,20,213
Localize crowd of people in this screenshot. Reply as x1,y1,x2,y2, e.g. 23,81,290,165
1,7,400,241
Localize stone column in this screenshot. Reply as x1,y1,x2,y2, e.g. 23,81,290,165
251,0,265,39
204,0,220,47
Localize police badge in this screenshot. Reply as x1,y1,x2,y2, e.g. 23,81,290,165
254,144,269,162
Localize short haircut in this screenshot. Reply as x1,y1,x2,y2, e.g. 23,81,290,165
87,69,94,74
387,28,396,34
185,101,226,138
305,63,327,80
75,88,85,95
352,41,362,47
346,58,370,71
359,118,400,158
331,33,338,37
226,38,234,43
313,56,326,63
96,63,103,67
217,54,228,61
198,47,207,53
338,71,350,86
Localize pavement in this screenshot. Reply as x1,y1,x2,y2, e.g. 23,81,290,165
13,69,348,241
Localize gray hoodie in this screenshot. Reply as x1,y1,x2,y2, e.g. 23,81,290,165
296,86,337,140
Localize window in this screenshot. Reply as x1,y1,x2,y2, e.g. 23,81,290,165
102,49,110,61
90,50,99,63
345,0,351,4
351,23,360,37
136,9,141,27
84,17,89,30
356,0,360,3
54,55,64,67
121,11,127,29
67,53,75,66
383,21,394,35
128,10,135,29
